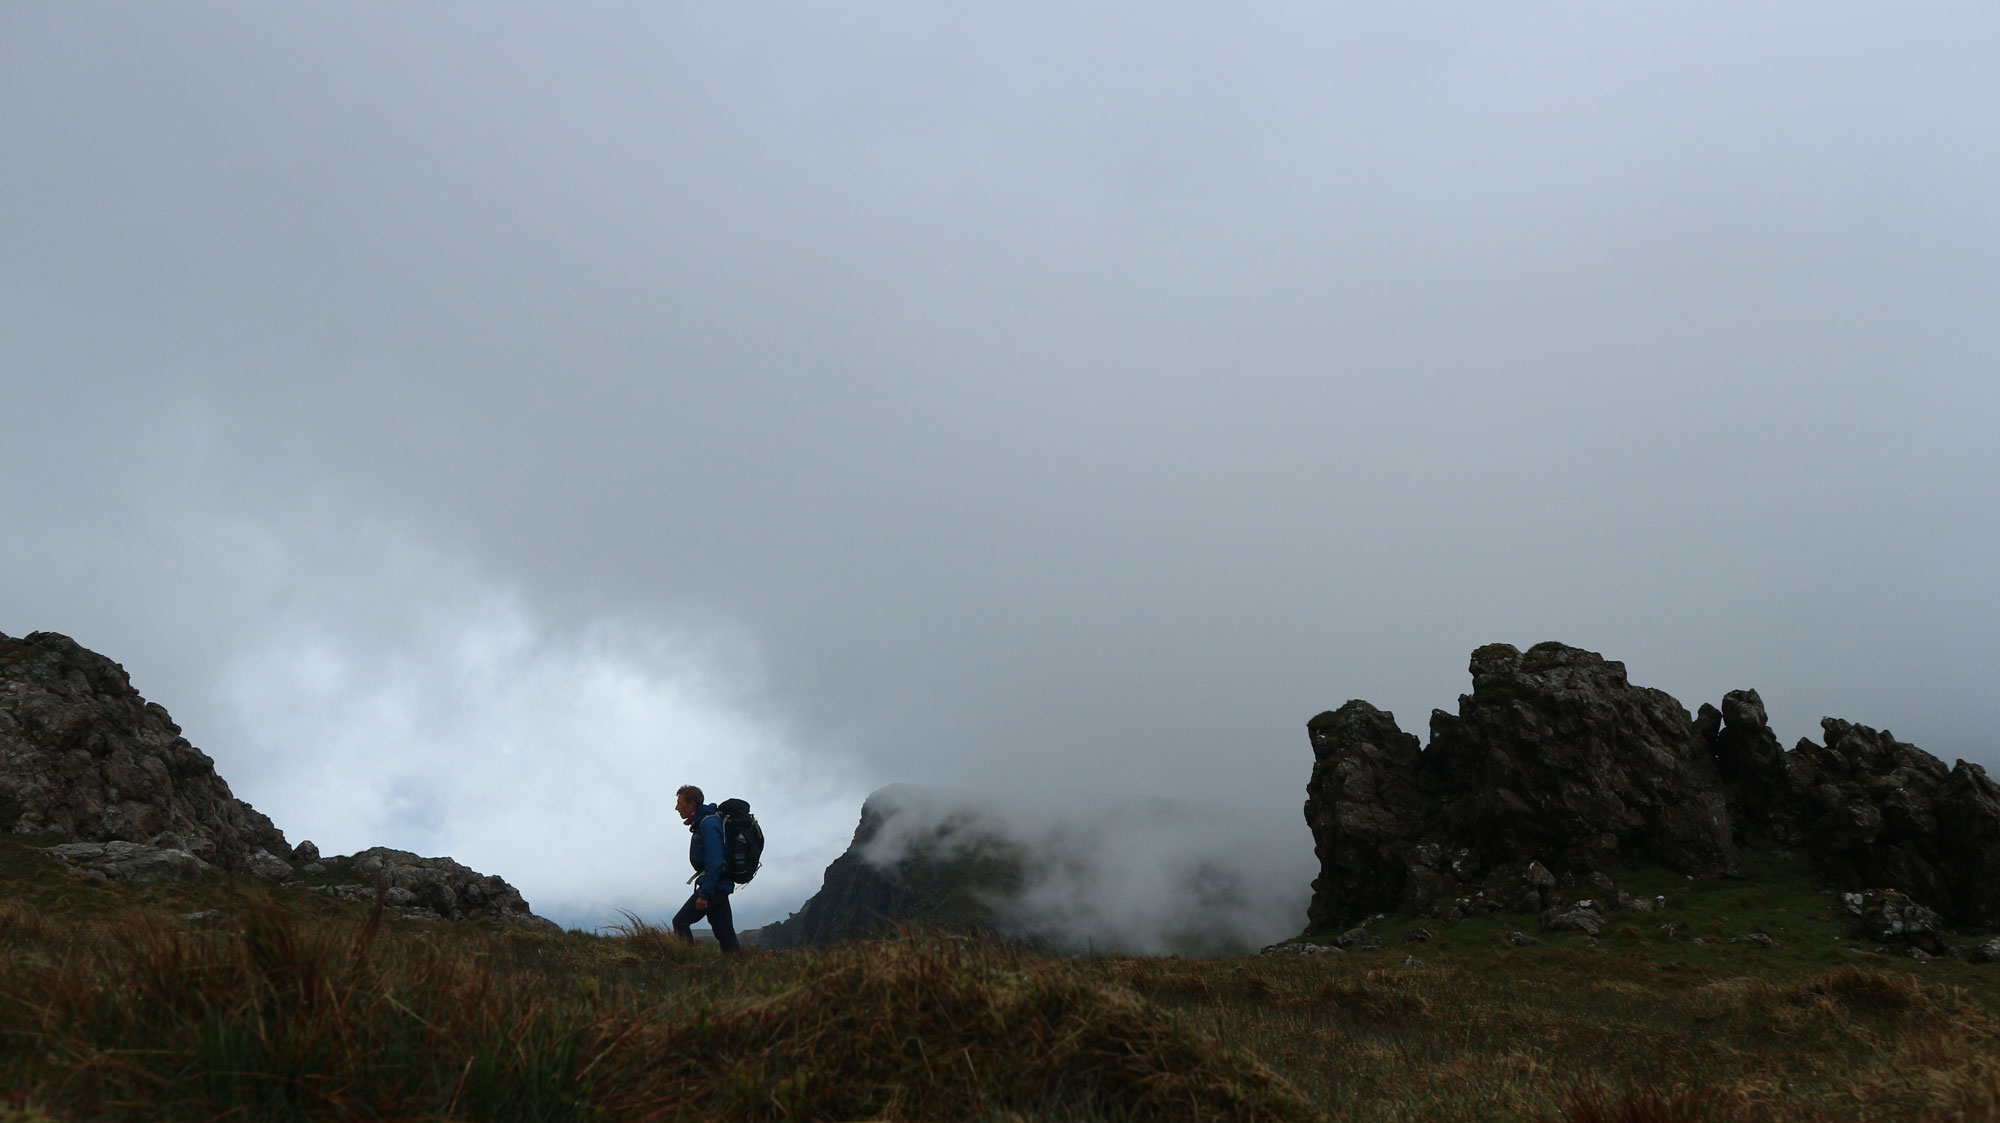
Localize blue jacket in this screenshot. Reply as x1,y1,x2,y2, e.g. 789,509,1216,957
687,803,735,897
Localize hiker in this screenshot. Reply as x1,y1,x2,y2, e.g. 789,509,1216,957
672,784,740,954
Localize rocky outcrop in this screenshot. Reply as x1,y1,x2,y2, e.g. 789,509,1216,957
1305,643,1732,929
753,786,1021,949
1305,642,2000,933
1303,702,1425,935
4,631,560,932
1694,693,2000,928
756,785,1304,956
0,631,289,871
313,848,560,932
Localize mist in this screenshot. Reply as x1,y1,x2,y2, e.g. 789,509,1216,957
856,786,1315,956
4,4,1995,938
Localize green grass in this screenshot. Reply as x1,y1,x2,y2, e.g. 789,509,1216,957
2,833,1997,1121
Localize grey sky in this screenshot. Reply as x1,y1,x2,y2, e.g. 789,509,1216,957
4,4,1996,933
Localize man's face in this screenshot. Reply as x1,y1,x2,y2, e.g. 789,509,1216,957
675,794,697,823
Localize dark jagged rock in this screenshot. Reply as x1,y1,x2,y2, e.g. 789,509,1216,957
1425,643,1733,879
1782,720,2000,928
1302,701,1424,935
753,786,1023,949
1305,643,1732,930
1306,641,2000,934
0,631,289,871
1700,689,1806,846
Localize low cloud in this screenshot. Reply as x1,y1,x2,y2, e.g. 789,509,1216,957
208,523,870,933
858,785,1314,956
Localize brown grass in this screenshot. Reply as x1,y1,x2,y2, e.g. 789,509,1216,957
0,894,1320,1121
4,840,2000,1121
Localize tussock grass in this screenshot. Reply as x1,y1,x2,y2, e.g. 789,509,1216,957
2,833,1999,1120
0,887,1316,1121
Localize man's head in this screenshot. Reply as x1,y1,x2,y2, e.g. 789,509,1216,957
675,784,704,825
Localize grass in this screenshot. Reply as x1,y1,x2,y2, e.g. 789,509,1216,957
2,835,1997,1121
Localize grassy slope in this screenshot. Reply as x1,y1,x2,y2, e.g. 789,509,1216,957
2,835,1996,1121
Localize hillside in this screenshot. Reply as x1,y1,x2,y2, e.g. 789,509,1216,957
8,629,2000,1117
3,829,2000,1120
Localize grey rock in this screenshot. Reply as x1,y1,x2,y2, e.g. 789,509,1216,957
1843,888,1947,954
336,846,559,931
1966,938,2000,965
48,840,213,882
292,839,320,863
1507,931,1541,947
0,631,289,871
1728,932,1781,950
245,848,294,881
1260,941,1341,956
1540,904,1605,936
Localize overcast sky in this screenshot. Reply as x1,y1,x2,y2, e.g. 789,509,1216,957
4,4,1996,934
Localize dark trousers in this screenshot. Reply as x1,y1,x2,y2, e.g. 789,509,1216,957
672,891,739,953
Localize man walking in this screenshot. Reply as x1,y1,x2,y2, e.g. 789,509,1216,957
672,784,739,954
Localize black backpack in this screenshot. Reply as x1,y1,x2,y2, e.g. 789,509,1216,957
714,798,764,884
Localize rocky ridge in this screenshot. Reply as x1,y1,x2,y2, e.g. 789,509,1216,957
1,630,556,931
752,786,1024,949
1304,642,2000,935
0,631,290,872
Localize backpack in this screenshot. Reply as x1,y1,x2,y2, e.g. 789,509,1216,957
715,797,764,884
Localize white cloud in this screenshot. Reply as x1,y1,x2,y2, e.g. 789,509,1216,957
858,786,1314,956
210,524,870,932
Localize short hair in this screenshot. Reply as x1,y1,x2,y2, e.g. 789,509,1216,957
676,785,704,805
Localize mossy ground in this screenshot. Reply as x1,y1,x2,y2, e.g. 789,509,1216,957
2,834,1996,1121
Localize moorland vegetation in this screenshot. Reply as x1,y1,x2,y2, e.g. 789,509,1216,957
2,833,1998,1122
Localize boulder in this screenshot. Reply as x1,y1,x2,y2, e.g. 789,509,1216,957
1540,904,1604,937
1842,889,1947,955
47,840,213,882
0,631,288,871
314,847,559,932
